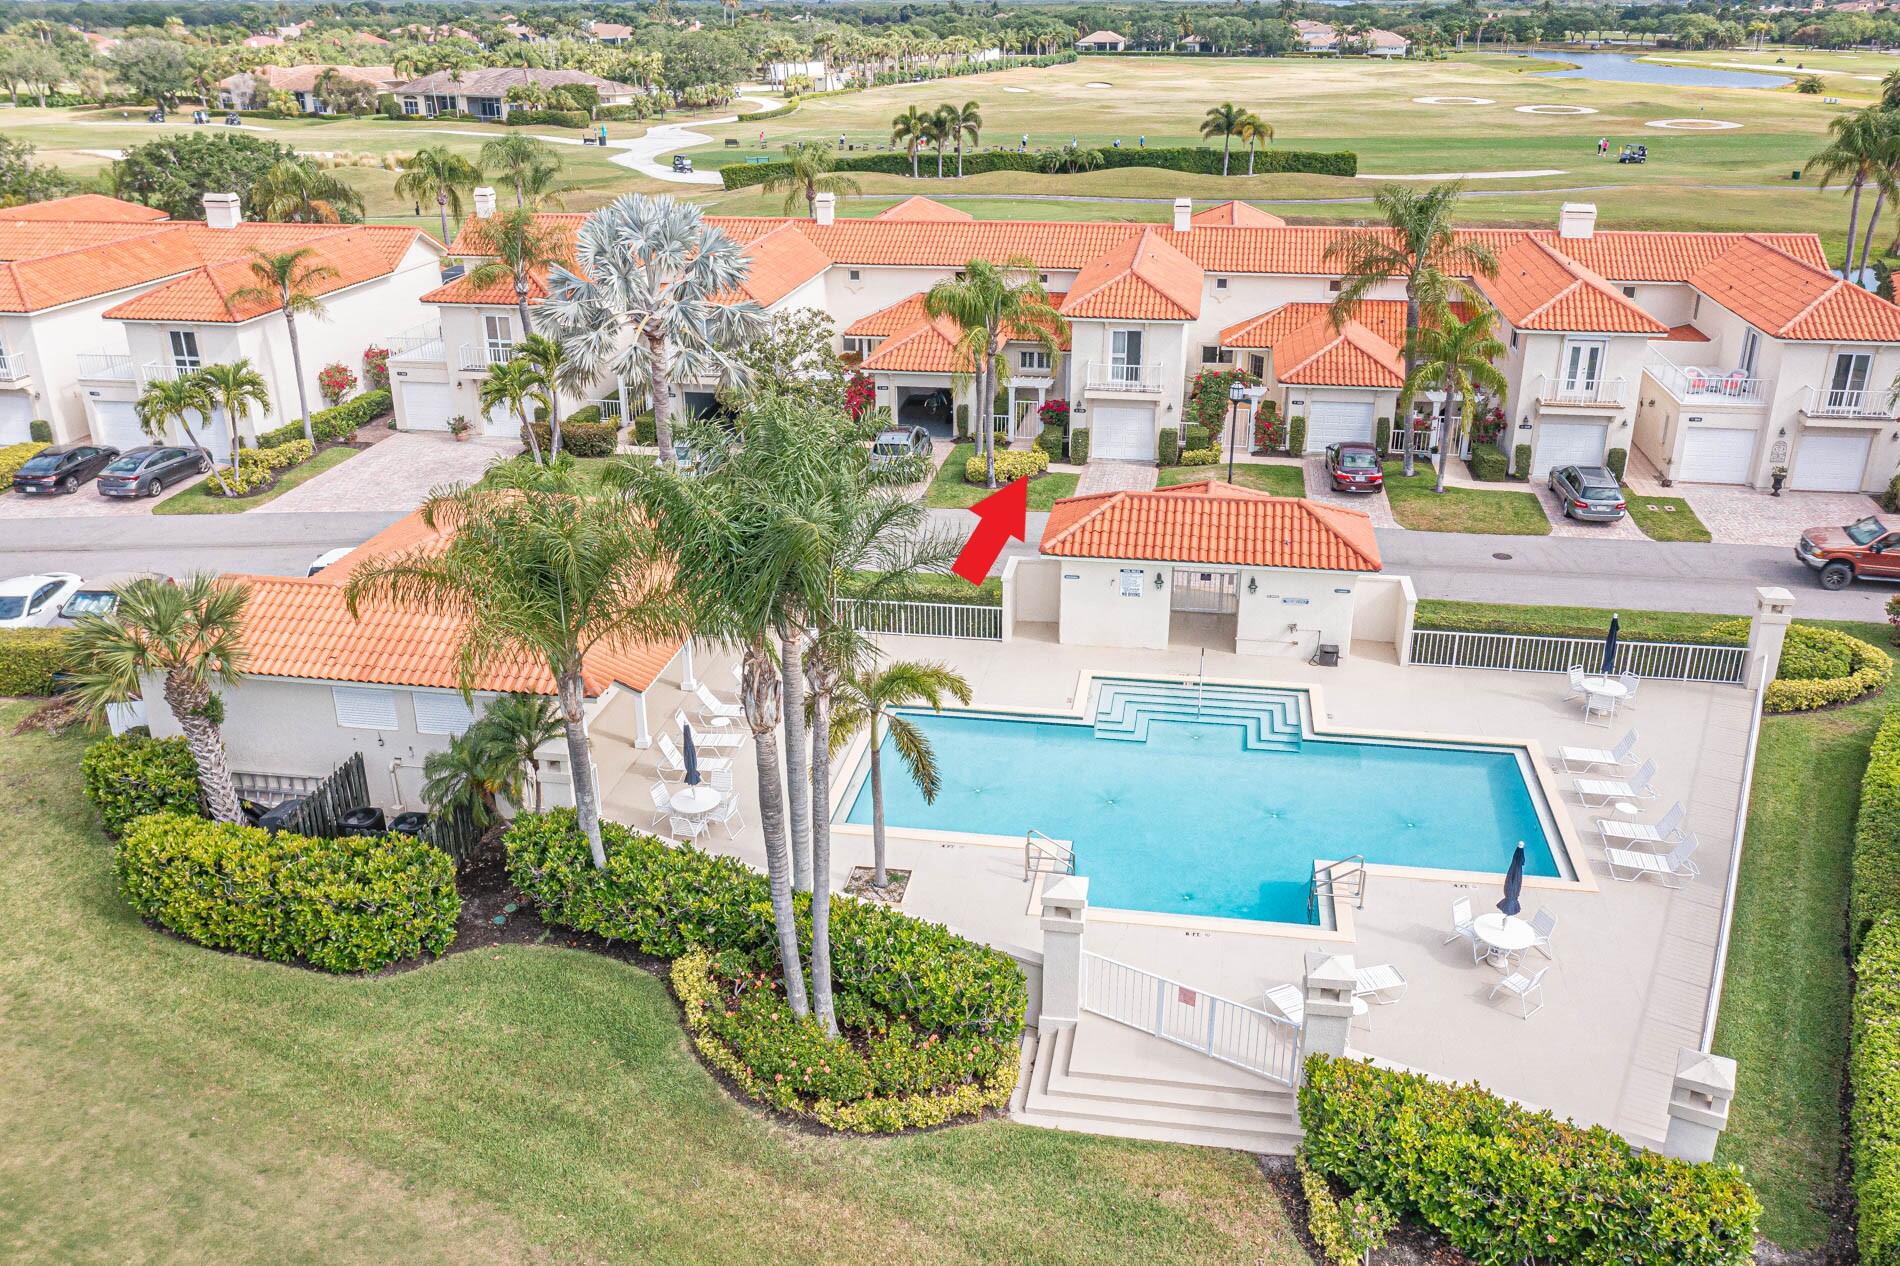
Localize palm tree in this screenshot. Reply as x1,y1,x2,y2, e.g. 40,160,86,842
924,256,1067,488
231,248,336,449
135,373,215,458
1855,111,1900,285
539,194,766,467
194,360,271,495
471,692,562,812
1237,111,1274,176
345,464,681,869
463,205,568,338
1201,102,1247,176
515,332,574,459
246,159,365,224
479,356,549,464
891,105,930,178
394,144,482,246
1325,182,1498,476
1809,108,1889,278
479,133,565,207
422,729,509,827
1402,308,1509,494
922,107,952,178
830,659,971,890
65,574,250,824
947,100,982,177
1884,67,1900,109
761,140,863,216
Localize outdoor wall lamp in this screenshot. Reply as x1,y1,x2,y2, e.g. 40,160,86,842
1518,419,1532,430
1247,576,1258,595
1778,426,1787,437
1154,572,1165,589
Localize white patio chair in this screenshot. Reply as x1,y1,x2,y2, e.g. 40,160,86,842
1619,671,1641,707
1582,688,1617,728
1489,966,1549,1019
657,733,731,778
1263,983,1304,1025
1354,964,1408,1005
1574,757,1659,807
709,767,735,792
703,794,746,836
1560,729,1639,773
667,813,710,844
1607,835,1700,887
1528,908,1557,960
1597,802,1686,851
692,682,744,721
1565,665,1587,701
647,781,672,825
673,708,742,749
1442,897,1484,963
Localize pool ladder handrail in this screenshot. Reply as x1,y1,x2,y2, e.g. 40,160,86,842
1025,828,1075,881
1308,855,1368,920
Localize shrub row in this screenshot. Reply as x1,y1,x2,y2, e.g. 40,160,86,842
1708,619,1891,713
722,143,1357,190
255,389,390,449
0,626,73,697
501,108,591,129
1299,1055,1760,1266
213,436,316,495
0,440,49,487
1069,427,1090,464
1853,707,1900,949
737,100,799,122
523,419,618,458
964,448,1048,483
1466,441,1510,482
1180,446,1222,465
1856,916,1900,1266
82,734,202,835
118,811,459,973
1297,1152,1392,1266
841,569,1002,607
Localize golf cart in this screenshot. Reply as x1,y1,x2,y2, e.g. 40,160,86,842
225,112,242,126
1617,144,1647,164
671,154,694,173
147,107,165,123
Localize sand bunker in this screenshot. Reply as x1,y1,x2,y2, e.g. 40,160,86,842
1412,96,1494,106
1645,118,1743,130
1515,104,1599,115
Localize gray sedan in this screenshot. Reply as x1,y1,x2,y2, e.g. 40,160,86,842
1547,464,1627,523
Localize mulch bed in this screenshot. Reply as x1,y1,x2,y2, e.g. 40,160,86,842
845,866,910,905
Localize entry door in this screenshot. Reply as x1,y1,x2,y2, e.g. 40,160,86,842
1828,352,1872,412
1560,340,1605,396
484,314,514,365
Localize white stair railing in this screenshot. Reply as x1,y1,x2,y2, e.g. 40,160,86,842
1308,855,1366,921
1082,952,1300,1086
1024,828,1074,880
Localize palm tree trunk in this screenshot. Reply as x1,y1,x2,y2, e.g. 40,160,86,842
780,624,813,891
936,144,944,178
645,329,675,465
910,143,918,179
1846,174,1867,277
437,190,450,248
806,664,837,1035
957,136,964,178
1222,134,1231,177
744,642,809,1016
165,671,241,823
555,670,606,866
1434,372,1455,493
1398,285,1421,478
285,310,315,447
1248,141,1256,176
984,340,1000,488
226,405,241,497
869,721,890,887
518,399,544,464
1860,191,1887,287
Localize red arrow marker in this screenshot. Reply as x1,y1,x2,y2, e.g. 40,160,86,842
951,477,1028,585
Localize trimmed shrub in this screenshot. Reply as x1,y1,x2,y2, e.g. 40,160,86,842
1297,1152,1394,1266
1287,414,1307,456
722,144,1357,191
1034,423,1066,460
0,440,49,486
1885,472,1900,515
1069,427,1089,464
1512,443,1532,480
523,419,618,458
1182,424,1211,451
81,734,201,835
1855,915,1900,1265
502,108,590,129
1853,707,1900,948
1300,1055,1760,1266
964,448,1048,483
29,419,52,443
1180,447,1222,466
1708,619,1891,713
1374,416,1391,455
567,403,602,426
737,100,799,122
1467,442,1510,482
255,389,389,448
117,811,459,973
1157,426,1179,466
0,626,73,696
628,412,658,445
596,103,658,123
1605,446,1628,481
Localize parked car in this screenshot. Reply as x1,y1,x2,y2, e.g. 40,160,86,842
671,154,694,173
1547,464,1627,522
869,425,932,472
0,573,82,628
306,546,354,576
1796,514,1900,590
94,445,212,499
1324,441,1384,493
11,443,120,495
56,570,169,624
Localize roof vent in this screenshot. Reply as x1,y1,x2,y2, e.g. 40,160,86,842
814,191,836,226
1173,198,1192,233
472,186,497,219
203,192,241,230
1559,202,1597,240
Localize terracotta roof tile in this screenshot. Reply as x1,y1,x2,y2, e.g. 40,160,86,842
1476,236,1666,334
1662,323,1710,343
1189,201,1286,229
853,291,1070,373
1060,228,1202,321
1275,319,1404,388
103,226,425,322
1220,300,1406,349
1040,482,1381,571
1687,235,1900,341
1,194,168,223
872,196,974,223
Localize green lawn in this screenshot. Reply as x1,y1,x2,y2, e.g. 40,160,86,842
1382,461,1551,535
151,446,358,515
1158,462,1306,495
1416,598,1740,641
924,443,1079,510
0,702,1314,1265
1621,486,1713,543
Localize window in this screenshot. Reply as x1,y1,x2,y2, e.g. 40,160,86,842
842,336,879,358
332,686,398,730
1560,339,1606,393
27,581,62,615
847,269,861,281
1020,349,1050,371
483,313,513,362
1739,328,1761,376
1110,329,1143,364
1327,279,1342,293
1038,273,1049,284
168,330,200,372
1622,285,1636,298
1214,277,1228,291
402,98,419,115
1829,350,1873,409
1509,331,1518,350
1200,346,1230,365
412,691,477,736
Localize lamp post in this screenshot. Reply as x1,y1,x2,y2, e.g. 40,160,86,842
1226,379,1247,483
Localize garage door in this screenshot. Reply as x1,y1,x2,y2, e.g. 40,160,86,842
0,393,31,444
399,380,453,431
189,408,231,462
1091,404,1156,461
1677,426,1756,485
1531,420,1609,478
483,400,518,438
1791,430,1872,492
90,400,146,451
1303,399,1376,454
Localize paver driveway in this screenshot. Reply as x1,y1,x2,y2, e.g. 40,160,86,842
0,475,198,519
1674,483,1883,547
254,433,516,514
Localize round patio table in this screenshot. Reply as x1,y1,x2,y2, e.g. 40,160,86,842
1472,912,1536,969
1581,676,1628,701
669,785,721,817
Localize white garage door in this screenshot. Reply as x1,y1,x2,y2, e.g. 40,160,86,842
1791,430,1872,492
1677,426,1756,485
185,408,231,462
0,393,31,444
400,380,454,431
1091,404,1156,461
1303,399,1376,453
483,400,518,438
90,400,147,451
1531,421,1609,478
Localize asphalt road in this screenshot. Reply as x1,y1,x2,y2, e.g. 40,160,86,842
3,509,1887,622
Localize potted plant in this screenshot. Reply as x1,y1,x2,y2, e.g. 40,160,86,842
448,415,471,442
1771,465,1788,496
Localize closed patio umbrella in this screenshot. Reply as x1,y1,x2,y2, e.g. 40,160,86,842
1498,841,1526,917
1601,612,1620,676
682,722,701,786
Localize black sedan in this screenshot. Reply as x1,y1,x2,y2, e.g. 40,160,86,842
1547,463,1628,523
11,443,120,495
94,445,212,498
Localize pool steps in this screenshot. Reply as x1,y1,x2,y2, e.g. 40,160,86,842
1091,679,1304,752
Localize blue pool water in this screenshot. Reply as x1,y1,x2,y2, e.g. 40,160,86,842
841,687,1558,925
1524,50,1790,88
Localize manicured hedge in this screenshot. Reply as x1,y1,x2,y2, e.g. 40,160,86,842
82,734,201,835
1157,426,1179,466
523,419,618,457
722,143,1357,190
841,569,1002,607
1300,1055,1760,1266
1180,446,1221,465
118,811,459,973
1855,915,1900,1266
964,448,1047,483
502,108,591,129
0,626,73,697
255,389,390,449
1467,441,1510,482
1069,427,1089,464
1708,619,1891,713
1854,707,1900,950
0,440,49,488
738,100,798,122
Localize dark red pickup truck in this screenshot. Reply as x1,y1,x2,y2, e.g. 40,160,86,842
1796,515,1900,589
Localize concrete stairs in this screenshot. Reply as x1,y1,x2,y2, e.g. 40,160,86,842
1091,678,1304,752
1012,1014,1303,1154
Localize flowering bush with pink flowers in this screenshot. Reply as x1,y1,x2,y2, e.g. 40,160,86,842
317,362,358,406
843,371,875,421
361,346,390,392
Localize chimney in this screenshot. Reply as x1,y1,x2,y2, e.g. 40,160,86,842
472,186,497,219
1558,202,1597,240
813,191,835,226
202,192,242,229
1173,197,1192,233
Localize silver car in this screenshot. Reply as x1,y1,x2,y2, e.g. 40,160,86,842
868,426,932,472
1547,464,1627,523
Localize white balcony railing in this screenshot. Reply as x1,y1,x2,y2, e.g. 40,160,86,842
390,337,445,366
1645,355,1768,406
382,321,443,355
458,342,515,371
1084,360,1164,393
0,350,27,381
1804,385,1894,419
140,359,199,384
76,352,136,381
1531,374,1629,407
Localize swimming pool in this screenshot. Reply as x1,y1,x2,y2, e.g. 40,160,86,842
839,679,1562,926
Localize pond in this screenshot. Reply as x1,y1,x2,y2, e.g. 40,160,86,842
1523,50,1790,89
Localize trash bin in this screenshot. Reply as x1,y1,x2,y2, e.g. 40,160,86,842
339,806,388,837
389,811,430,837
255,797,306,834
238,798,270,826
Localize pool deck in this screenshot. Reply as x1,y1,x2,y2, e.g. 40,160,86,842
598,631,1756,1152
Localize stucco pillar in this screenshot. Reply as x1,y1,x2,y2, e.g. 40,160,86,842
632,690,651,749
678,640,698,691
1039,875,1090,1029
616,376,630,446
1298,951,1356,1081
1745,586,1795,690
1661,1047,1737,1164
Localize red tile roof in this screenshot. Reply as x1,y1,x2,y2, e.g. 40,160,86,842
1662,323,1710,343
1040,482,1382,571
2,194,168,223
1220,300,1405,349
1477,236,1667,335
1190,201,1287,229
1060,228,1202,321
1687,235,1900,341
102,226,427,322
872,196,974,223
1276,319,1405,389
851,291,1070,372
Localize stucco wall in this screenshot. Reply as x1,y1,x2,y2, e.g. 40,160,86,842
1004,555,1061,635
1350,573,1416,651
1056,558,1172,649
1235,568,1359,658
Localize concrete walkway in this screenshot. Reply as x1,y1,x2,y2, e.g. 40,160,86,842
606,95,775,184
1074,460,1157,496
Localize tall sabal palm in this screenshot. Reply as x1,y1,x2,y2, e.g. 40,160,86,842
1237,111,1274,176
891,104,930,178
395,144,482,245
231,248,336,448
479,356,550,465
1809,108,1890,277
463,205,569,337
1325,181,1497,476
762,140,863,216
345,463,681,868
66,574,250,824
514,332,574,459
924,256,1067,488
1201,102,1247,176
1850,109,1900,284
947,100,982,177
193,360,271,495
479,133,565,207
540,194,766,467
829,658,971,890
247,159,365,223
135,373,214,457
1402,307,1509,493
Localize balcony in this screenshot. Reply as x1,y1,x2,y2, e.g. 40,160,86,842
383,321,443,358
76,352,137,382
1802,385,1893,421
1084,360,1164,394
140,360,199,384
1530,374,1630,409
458,342,515,372
0,350,28,382
1645,354,1768,407
390,337,446,367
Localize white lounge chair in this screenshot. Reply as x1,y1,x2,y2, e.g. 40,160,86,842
1263,983,1304,1025
1565,665,1587,701
1527,908,1557,960
1607,836,1700,887
658,733,731,778
673,708,742,749
667,813,710,843
1354,964,1408,1004
692,683,744,721
1442,897,1484,963
1574,757,1659,807
1560,729,1638,774
1597,802,1686,850
1489,966,1549,1018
